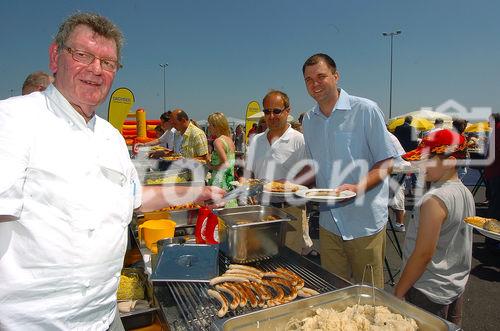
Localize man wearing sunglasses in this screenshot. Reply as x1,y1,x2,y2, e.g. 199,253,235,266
0,13,223,330
301,53,397,288
244,90,314,255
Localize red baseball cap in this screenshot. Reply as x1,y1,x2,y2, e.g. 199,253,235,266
402,129,467,161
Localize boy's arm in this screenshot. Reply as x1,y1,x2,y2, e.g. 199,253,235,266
394,196,447,299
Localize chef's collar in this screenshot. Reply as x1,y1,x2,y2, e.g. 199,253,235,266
44,84,96,132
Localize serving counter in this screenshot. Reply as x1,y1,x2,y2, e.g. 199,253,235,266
128,207,350,330
125,177,460,331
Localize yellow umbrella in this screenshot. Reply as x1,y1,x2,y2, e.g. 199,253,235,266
465,121,490,133
388,117,434,132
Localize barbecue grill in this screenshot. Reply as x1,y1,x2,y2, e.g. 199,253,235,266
153,248,351,330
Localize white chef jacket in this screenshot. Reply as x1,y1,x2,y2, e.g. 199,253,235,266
245,125,307,180
0,85,142,331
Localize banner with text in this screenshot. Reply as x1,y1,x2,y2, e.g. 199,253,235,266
245,100,260,144
107,87,135,131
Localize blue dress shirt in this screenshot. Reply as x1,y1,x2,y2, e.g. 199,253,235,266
302,89,397,240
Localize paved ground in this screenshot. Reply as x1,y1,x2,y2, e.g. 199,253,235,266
306,184,499,331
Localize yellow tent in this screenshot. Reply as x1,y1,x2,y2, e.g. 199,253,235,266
465,122,490,133
388,117,434,132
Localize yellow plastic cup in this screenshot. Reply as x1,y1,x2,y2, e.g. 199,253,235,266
138,219,176,252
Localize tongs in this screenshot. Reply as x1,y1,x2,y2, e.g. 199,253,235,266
205,179,265,205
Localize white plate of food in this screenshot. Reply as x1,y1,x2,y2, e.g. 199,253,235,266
262,181,308,196
464,217,500,241
467,223,500,241
295,189,356,203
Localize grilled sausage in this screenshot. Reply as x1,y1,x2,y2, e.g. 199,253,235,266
276,267,304,289
261,279,284,302
209,275,248,286
224,268,263,279
262,271,298,286
250,281,271,300
235,283,258,308
207,289,228,317
215,284,240,310
272,278,298,301
228,264,264,277
298,287,320,297
225,283,247,307
221,272,262,284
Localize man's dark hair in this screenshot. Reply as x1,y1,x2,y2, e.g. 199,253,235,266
175,109,189,121
452,118,468,134
404,116,413,124
434,118,444,125
160,111,171,122
302,53,337,75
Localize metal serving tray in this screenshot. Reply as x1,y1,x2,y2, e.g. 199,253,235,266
213,206,296,263
212,285,459,331
151,243,219,282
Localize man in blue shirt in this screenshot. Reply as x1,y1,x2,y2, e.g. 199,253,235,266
301,53,397,287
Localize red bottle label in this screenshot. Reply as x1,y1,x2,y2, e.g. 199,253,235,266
195,207,210,244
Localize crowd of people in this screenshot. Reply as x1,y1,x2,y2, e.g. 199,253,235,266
1,11,498,331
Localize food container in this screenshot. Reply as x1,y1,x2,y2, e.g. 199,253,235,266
118,268,159,330
211,285,459,331
213,205,296,263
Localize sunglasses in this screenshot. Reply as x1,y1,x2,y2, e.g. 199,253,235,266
263,107,287,115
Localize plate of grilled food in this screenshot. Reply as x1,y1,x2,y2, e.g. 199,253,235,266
464,216,500,241
295,189,356,203
262,181,308,196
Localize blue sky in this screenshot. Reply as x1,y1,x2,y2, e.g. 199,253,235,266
1,0,498,122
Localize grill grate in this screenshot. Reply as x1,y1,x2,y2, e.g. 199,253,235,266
164,253,339,330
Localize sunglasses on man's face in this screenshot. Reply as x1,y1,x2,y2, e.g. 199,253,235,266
263,107,287,115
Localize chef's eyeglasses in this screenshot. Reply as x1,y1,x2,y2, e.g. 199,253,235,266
263,107,288,115
63,45,122,72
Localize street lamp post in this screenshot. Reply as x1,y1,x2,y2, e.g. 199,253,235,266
159,63,168,113
382,30,401,120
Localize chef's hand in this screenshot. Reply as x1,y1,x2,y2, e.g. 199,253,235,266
196,186,226,208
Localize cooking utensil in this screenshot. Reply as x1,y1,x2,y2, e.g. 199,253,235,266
205,180,265,205
213,205,295,263
138,219,176,252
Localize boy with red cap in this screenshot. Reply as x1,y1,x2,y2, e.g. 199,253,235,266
394,129,475,327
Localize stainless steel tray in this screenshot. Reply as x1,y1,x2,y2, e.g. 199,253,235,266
212,285,459,331
213,206,296,263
